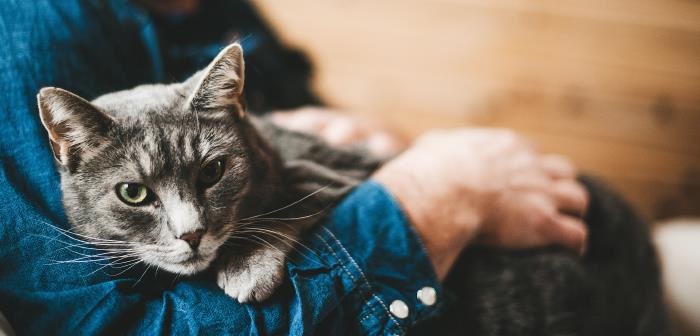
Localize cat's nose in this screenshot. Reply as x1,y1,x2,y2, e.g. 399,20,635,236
179,229,205,249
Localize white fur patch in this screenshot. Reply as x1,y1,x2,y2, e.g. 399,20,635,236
161,192,202,237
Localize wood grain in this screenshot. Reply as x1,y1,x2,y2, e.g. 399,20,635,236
252,0,700,220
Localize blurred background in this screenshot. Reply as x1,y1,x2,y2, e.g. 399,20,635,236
250,2,700,334
251,0,700,223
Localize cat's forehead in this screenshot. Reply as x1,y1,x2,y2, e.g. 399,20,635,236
92,83,189,119
88,81,246,179
131,114,239,168
106,119,242,182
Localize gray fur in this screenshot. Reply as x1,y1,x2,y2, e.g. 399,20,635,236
37,44,377,302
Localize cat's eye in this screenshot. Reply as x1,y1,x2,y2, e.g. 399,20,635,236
116,183,153,206
198,158,225,188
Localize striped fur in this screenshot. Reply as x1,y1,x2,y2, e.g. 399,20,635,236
37,44,380,302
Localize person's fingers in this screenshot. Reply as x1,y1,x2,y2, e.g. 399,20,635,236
366,132,406,157
272,110,332,132
541,154,577,179
509,170,550,190
320,118,365,146
550,179,589,217
546,214,588,256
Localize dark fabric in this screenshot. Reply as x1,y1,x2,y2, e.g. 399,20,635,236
151,0,322,111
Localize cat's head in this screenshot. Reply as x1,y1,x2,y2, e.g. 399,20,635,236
37,44,280,275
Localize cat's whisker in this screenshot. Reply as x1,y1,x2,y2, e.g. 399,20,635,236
133,262,154,288
67,249,139,260
111,259,143,276
31,229,101,250
84,254,140,277
239,207,328,224
41,223,134,247
234,227,302,247
107,257,141,268
45,253,141,265
229,234,287,256
41,238,137,255
233,227,321,263
52,225,132,244
228,225,322,265
239,185,331,221
61,243,137,256
235,220,313,249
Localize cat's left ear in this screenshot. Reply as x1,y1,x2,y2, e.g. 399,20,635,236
187,43,246,117
36,87,115,167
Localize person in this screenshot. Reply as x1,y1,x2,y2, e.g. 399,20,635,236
0,0,587,334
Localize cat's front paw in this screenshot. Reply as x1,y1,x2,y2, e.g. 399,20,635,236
216,249,286,303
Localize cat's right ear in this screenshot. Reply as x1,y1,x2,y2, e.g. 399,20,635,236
186,43,246,118
37,87,115,167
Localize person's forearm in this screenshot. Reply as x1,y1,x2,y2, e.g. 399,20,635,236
371,170,479,280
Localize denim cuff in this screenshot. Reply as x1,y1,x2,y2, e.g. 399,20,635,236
311,181,444,335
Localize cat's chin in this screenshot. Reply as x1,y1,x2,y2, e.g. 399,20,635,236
144,252,216,276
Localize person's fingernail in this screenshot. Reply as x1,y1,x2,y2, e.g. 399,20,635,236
269,113,285,122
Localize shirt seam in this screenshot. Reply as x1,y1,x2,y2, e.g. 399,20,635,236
322,227,403,330
316,232,378,332
315,233,357,284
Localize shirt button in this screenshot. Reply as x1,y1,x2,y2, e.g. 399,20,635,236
389,300,409,319
417,286,437,306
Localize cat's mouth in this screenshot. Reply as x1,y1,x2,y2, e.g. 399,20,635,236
141,249,216,275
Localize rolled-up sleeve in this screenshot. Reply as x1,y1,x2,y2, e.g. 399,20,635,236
289,180,444,335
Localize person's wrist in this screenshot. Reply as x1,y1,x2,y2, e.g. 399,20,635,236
372,161,481,280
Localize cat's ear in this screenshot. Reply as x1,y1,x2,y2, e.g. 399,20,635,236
187,43,246,117
37,87,114,166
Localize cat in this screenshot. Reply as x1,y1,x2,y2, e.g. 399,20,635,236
37,44,378,303
38,43,669,334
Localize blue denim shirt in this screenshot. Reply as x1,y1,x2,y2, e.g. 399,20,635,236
0,1,441,334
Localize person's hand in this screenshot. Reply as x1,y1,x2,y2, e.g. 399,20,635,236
269,107,406,157
372,129,588,280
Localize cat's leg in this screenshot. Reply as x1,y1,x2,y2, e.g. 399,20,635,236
216,245,288,303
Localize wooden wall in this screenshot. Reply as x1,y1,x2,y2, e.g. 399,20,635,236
252,0,700,221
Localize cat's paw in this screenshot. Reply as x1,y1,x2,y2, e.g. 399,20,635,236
216,249,286,303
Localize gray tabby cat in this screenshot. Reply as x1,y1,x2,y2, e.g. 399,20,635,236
37,44,378,303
